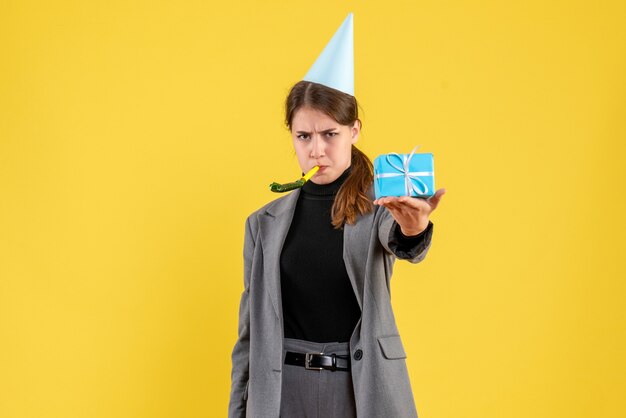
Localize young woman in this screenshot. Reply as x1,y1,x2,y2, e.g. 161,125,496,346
229,80,445,418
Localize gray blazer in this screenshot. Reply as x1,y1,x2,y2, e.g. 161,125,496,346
229,188,433,418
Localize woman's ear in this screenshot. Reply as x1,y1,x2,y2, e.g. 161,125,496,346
351,119,361,144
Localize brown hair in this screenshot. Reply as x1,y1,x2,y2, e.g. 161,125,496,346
285,81,373,228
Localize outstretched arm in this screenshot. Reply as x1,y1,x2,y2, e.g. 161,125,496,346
374,188,446,236
376,188,445,263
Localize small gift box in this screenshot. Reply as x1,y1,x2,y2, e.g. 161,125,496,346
373,147,435,199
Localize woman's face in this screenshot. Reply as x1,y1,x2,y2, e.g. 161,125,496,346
290,106,360,185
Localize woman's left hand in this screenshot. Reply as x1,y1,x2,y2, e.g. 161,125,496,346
374,188,446,236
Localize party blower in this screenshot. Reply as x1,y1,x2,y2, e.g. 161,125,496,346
269,166,320,193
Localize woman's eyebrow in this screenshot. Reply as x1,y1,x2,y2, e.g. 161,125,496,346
295,128,338,135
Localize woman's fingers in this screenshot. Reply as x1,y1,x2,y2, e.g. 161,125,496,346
374,196,398,206
376,197,407,212
426,188,446,210
375,189,446,212
373,189,446,235
375,196,421,211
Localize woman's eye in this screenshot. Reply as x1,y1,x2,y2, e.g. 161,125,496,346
297,134,310,140
326,132,338,138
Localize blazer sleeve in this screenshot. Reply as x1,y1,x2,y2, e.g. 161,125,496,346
228,216,255,418
377,206,434,264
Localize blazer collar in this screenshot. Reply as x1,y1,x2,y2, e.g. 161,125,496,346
262,188,300,219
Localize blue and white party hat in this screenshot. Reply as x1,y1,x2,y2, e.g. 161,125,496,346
303,13,354,96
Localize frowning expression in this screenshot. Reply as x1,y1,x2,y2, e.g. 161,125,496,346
290,106,360,185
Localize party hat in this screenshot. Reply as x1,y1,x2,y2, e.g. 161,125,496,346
303,12,354,96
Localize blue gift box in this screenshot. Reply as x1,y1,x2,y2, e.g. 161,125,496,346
373,149,435,199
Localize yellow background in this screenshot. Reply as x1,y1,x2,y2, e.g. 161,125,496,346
1,0,624,417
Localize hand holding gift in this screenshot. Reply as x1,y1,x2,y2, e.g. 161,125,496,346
374,191,445,235
373,147,446,236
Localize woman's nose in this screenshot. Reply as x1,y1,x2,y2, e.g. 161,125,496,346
310,137,325,158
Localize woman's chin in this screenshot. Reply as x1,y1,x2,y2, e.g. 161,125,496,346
311,172,339,185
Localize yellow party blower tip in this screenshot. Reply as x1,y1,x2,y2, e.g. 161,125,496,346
269,166,320,193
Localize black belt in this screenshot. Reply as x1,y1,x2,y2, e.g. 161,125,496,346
284,351,351,372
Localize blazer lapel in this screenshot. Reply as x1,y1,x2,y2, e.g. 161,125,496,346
258,190,300,322
344,186,379,311
343,209,375,311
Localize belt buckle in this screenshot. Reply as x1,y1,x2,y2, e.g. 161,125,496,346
305,352,324,371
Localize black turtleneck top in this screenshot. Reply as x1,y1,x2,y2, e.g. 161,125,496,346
279,167,432,343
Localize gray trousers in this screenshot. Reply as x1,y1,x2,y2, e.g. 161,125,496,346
280,338,357,418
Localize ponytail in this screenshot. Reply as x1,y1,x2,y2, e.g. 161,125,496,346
331,145,374,228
